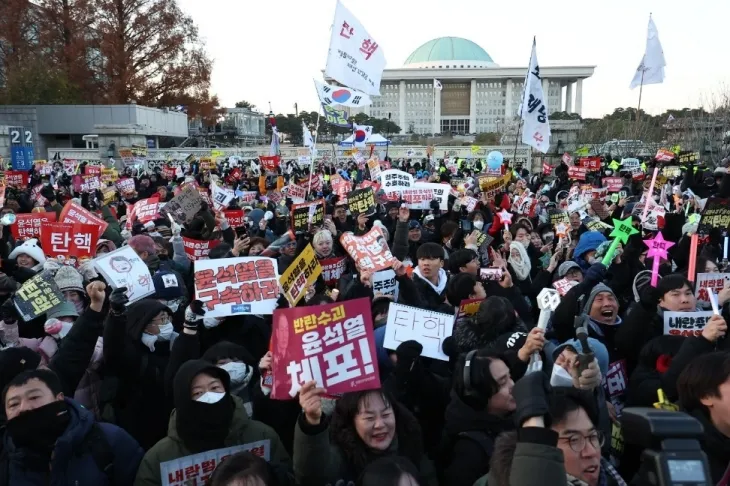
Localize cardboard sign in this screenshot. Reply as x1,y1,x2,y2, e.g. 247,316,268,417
663,311,715,337
12,213,57,240
553,278,579,296
340,226,396,272
695,273,730,308
13,271,65,322
160,442,270,486
320,256,348,286
160,186,203,224
193,257,279,317
699,197,730,234
270,298,380,399
455,298,483,326
383,303,455,361
347,187,376,217
5,170,28,188
182,237,221,261
59,201,109,234
279,244,321,307
602,177,623,193
579,156,601,171
291,200,325,232
93,246,154,303
380,169,414,191
372,269,399,300
568,166,587,181
40,222,99,267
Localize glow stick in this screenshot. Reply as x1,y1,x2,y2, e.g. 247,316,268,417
688,234,699,282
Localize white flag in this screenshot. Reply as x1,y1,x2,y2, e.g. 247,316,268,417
519,38,551,154
630,16,666,89
433,79,442,91
313,79,372,107
353,124,372,148
325,0,386,96
302,121,314,149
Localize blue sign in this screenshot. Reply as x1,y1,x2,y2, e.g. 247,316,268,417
8,127,34,171
146,139,155,149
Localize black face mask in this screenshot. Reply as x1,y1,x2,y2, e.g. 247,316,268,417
176,394,235,453
6,400,70,452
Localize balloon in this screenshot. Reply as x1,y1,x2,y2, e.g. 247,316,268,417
486,151,504,170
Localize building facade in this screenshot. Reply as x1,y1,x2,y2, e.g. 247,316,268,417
188,107,266,146
347,37,594,135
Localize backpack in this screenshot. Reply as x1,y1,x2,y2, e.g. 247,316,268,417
0,423,115,486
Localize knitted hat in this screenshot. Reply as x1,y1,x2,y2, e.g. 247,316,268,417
96,239,117,254
153,270,184,300
558,261,582,278
8,238,46,266
552,337,609,377
47,301,80,320
582,283,617,316
54,265,85,294
128,235,157,256
0,347,41,394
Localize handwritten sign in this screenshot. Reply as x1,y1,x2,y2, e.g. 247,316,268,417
383,303,455,361
695,273,730,307
93,246,154,303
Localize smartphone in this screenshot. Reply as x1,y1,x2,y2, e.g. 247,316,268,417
480,268,504,281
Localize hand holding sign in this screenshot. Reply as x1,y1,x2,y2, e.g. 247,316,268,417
601,217,639,266
643,231,675,287
498,209,513,232
527,289,561,373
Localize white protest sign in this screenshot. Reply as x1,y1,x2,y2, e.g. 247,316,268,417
93,246,154,304
553,278,579,296
367,158,381,180
695,273,730,309
372,269,399,301
211,183,235,211
193,257,279,317
621,158,640,170
383,303,454,361
159,441,270,486
380,169,414,192
287,184,306,203
663,311,715,337
413,182,449,210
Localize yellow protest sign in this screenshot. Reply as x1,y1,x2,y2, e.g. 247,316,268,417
101,168,119,183
279,244,322,307
199,157,215,170
210,150,224,159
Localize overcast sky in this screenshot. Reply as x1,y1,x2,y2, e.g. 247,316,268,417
178,0,729,119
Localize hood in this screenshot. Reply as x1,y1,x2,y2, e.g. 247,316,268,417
573,231,607,261
125,299,170,341
167,395,251,444
202,341,256,367
444,392,513,437
248,208,265,226
412,267,448,295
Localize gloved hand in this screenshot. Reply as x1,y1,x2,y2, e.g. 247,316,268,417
0,298,19,324
639,284,658,311
395,340,423,366
120,229,132,241
109,287,129,314
512,370,552,428
170,221,182,236
571,358,602,390
184,300,206,325
77,261,99,281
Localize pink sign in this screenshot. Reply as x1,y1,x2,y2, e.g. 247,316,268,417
602,177,623,193
319,256,348,286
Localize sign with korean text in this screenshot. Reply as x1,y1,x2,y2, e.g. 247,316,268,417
116,177,136,194
160,186,203,225
13,271,64,322
85,164,102,177
291,200,325,232
568,166,587,181
677,151,699,164
320,256,348,286
662,166,681,178
279,244,322,307
125,196,160,229
287,184,306,203
603,359,628,414
182,237,221,261
271,298,380,399
663,311,715,337
330,174,351,198
380,169,414,191
102,186,117,205
340,226,395,272
259,155,280,173
383,303,455,361
602,177,623,193
372,269,399,300
101,168,119,184
477,173,510,199
93,246,154,303
12,213,57,240
695,273,730,308
455,298,483,326
80,175,101,192
553,278,579,296
655,149,675,162
367,158,381,180
40,223,100,267
199,157,215,171
238,191,257,204
159,441,270,486
211,183,234,211
579,156,601,171
347,187,375,217
59,201,109,234
699,197,730,234
5,170,28,188
223,210,246,228
194,257,279,317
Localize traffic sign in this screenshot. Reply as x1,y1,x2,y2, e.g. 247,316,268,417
8,126,34,171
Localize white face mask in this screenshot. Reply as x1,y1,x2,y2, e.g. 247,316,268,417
550,364,575,388
157,323,174,341
473,220,484,230
166,300,180,313
196,391,226,404
219,362,251,387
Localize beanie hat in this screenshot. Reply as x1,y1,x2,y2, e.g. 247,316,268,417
0,347,41,394
552,337,609,377
128,235,157,256
47,301,80,320
153,271,184,300
8,239,46,266
582,283,617,316
54,265,85,294
558,261,581,278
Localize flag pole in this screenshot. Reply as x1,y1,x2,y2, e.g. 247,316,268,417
636,70,645,123
306,109,321,199
512,120,522,169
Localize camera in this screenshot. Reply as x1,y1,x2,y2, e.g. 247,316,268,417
621,408,711,485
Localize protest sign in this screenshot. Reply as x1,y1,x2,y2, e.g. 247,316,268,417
59,201,109,234
542,163,552,175
553,278,579,296
568,166,587,181
664,311,715,337
279,244,322,307
116,177,135,194
383,303,455,361
199,157,215,171
162,165,176,180
380,169,414,191
678,151,699,164
30,184,47,206
93,246,154,303
102,186,117,205
291,200,325,233
12,213,57,240
478,173,510,199
160,441,270,486
695,273,730,307
5,171,28,188
579,156,601,171
662,166,681,178
320,256,348,287
347,187,376,217
125,196,160,229
260,155,280,173
602,177,623,192
238,191,257,204
182,237,221,261
655,149,676,162
80,175,101,192
699,197,730,234
367,158,381,180
413,182,449,210
340,226,396,272
548,209,570,227
330,174,351,198
194,257,279,317
372,269,399,300
40,222,99,267
101,168,118,184
462,196,478,212
160,186,203,224
223,210,246,228
13,271,64,322
455,298,483,326
270,298,380,399
211,183,234,211
287,184,307,203
621,158,640,170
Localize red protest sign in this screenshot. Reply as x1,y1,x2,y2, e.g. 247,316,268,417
579,156,601,171
340,226,396,272
542,163,552,175
12,213,57,240
182,237,221,261
568,166,587,181
40,222,100,266
162,165,176,180
602,177,623,192
85,165,102,177
260,155,280,173
319,256,348,286
223,210,246,228
59,201,109,234
5,171,28,188
126,196,160,229
271,297,380,400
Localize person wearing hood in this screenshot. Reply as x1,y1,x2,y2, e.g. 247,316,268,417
152,270,187,326
247,208,276,241
572,231,607,272
102,291,176,450
8,238,46,273
0,368,143,485
396,242,451,314
134,359,293,486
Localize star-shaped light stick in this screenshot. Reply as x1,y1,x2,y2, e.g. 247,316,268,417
498,209,513,232
601,216,639,266
643,231,675,287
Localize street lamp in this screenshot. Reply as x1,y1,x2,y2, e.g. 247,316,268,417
106,141,116,158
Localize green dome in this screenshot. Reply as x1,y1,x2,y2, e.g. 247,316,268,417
404,37,496,67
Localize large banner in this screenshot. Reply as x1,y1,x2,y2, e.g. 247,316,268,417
279,244,321,307
340,226,396,272
194,257,279,317
93,246,154,303
39,222,100,267
382,303,455,361
270,298,380,399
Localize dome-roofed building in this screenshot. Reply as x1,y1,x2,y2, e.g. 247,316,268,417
334,36,595,136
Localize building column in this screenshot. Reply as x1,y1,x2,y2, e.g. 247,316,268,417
433,85,441,134
575,79,583,116
542,78,549,113
399,80,406,134
558,84,563,115
505,79,514,120
565,82,573,113
469,79,477,134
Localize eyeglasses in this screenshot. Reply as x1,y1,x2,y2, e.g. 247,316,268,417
559,431,605,453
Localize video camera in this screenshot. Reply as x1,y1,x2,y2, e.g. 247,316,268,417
621,408,711,485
